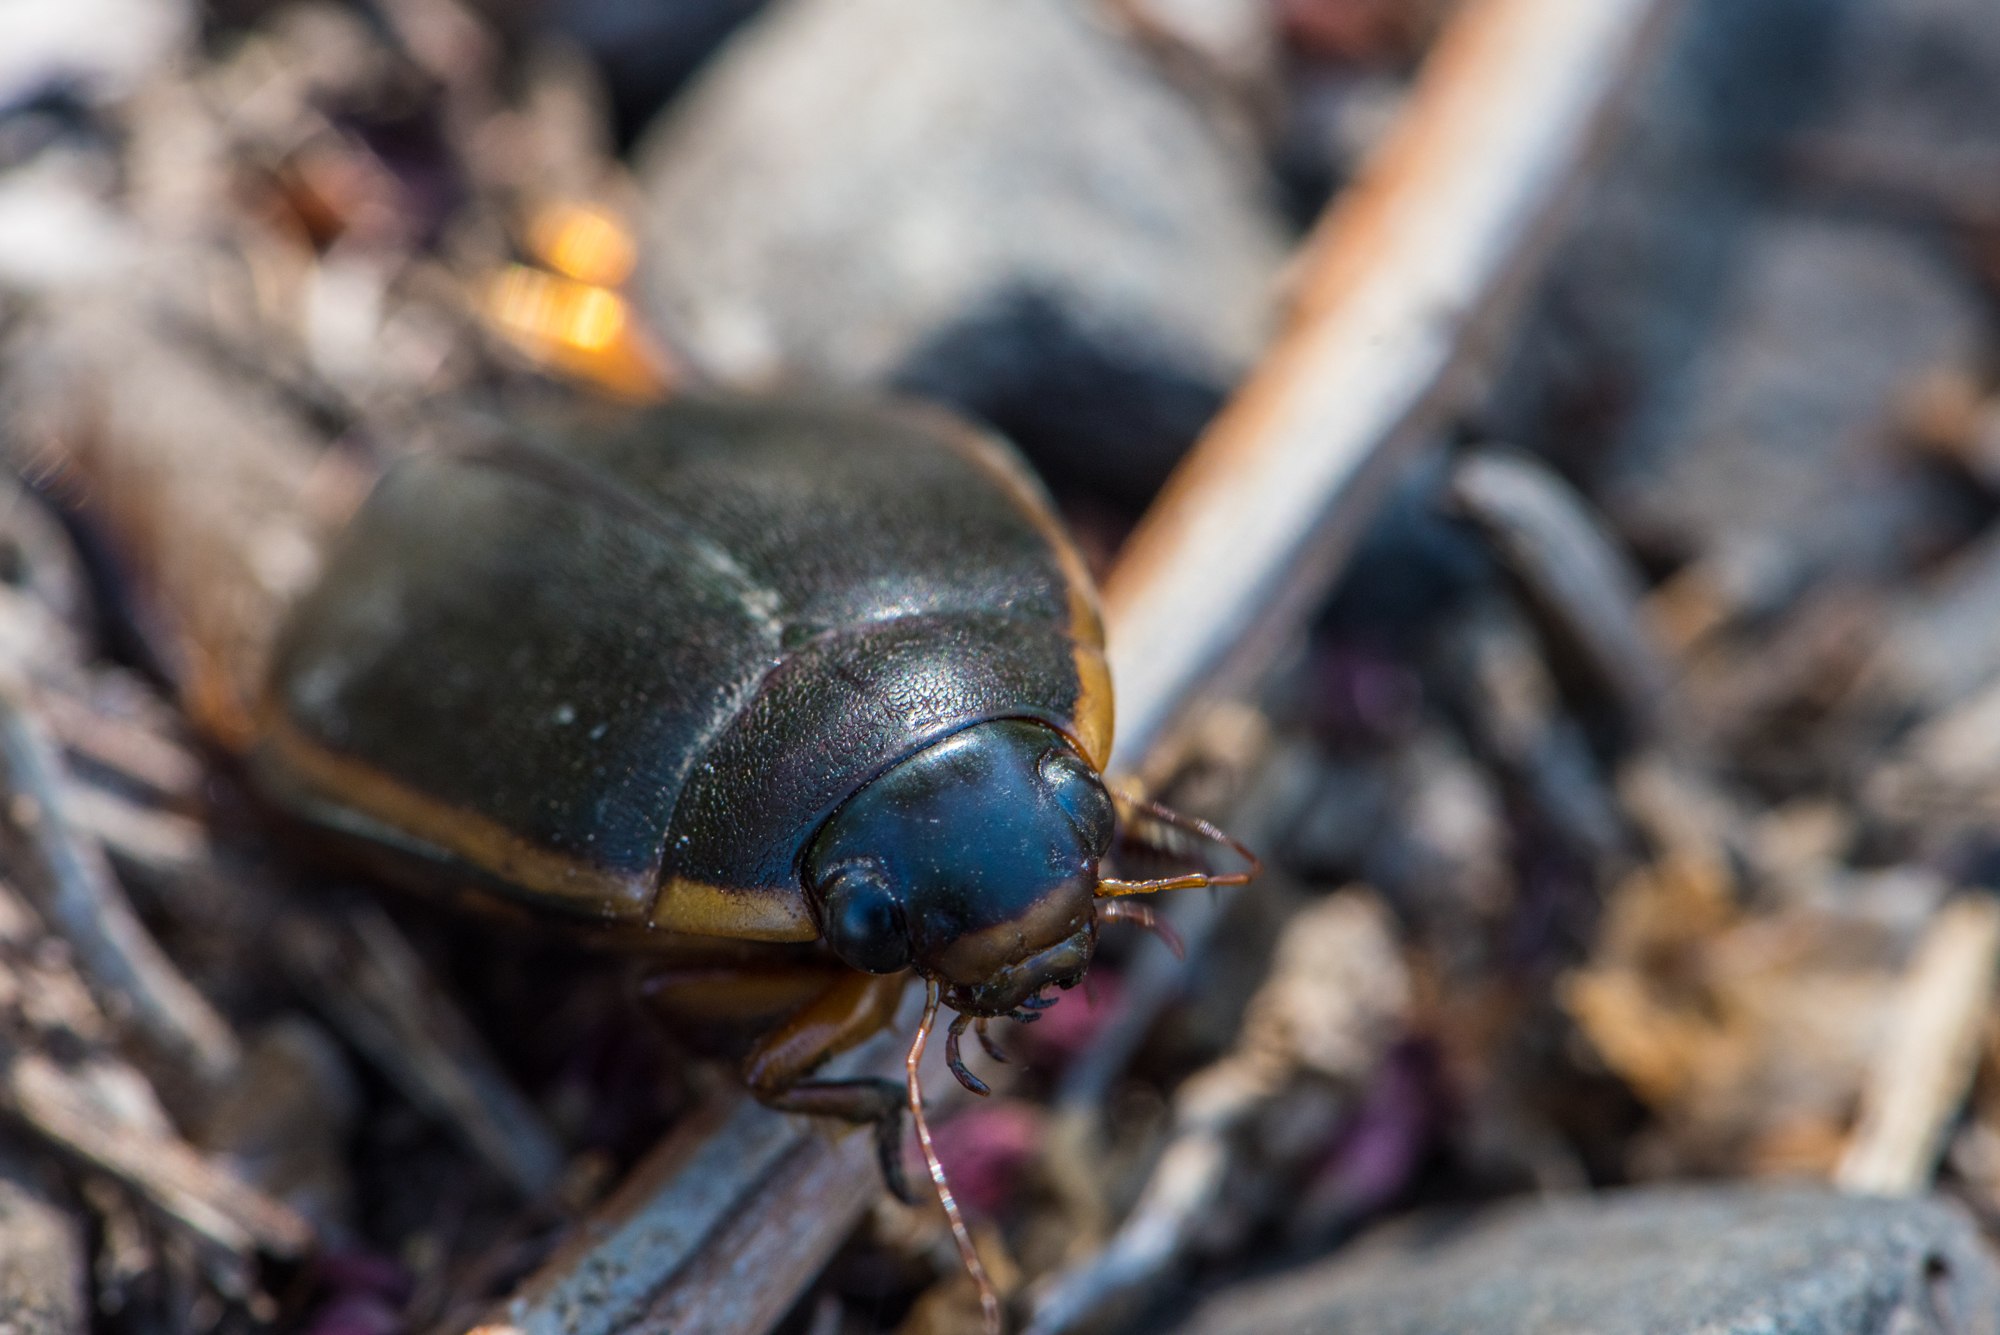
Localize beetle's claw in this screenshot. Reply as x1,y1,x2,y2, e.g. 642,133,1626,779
974,1018,1008,1064
945,1013,992,1096
875,1098,918,1206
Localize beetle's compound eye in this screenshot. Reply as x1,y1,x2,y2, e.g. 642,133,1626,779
818,861,914,974
1039,746,1114,855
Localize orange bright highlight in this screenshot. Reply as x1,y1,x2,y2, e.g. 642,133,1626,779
485,264,672,401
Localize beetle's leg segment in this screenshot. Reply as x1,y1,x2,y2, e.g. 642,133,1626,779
758,1077,916,1205
974,1017,1007,1064
1097,871,1230,896
944,1013,991,1097
1096,899,1186,958
1099,790,1260,897
638,960,915,1198
738,970,915,1202
636,962,840,1029
740,970,907,1095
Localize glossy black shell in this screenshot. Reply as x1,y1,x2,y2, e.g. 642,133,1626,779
254,394,1111,943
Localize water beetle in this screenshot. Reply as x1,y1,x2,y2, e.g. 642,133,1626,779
252,392,1250,1325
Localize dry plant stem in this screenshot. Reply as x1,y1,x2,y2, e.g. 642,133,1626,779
1060,890,1232,1115
1056,740,1307,1119
1031,893,1408,1334
0,686,239,1085
1043,734,1312,1254
1102,0,1678,770
0,877,305,1286
280,903,563,1200
1449,450,1682,745
3,1050,311,1265
1837,896,2000,1194
476,1092,813,1335
63,785,210,879
1026,1074,1268,1335
480,997,934,1335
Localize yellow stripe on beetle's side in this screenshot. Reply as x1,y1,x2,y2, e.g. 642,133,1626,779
933,412,1117,771
650,876,816,942
1069,642,1115,773
257,704,819,942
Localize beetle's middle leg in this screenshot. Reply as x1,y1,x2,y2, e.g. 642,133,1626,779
638,962,914,1199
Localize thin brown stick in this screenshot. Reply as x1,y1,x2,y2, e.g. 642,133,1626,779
4,1050,313,1264
909,981,1000,1335
477,986,959,1335
1101,0,1680,770
0,684,239,1086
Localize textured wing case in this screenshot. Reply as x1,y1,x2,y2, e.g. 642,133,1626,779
257,395,1107,939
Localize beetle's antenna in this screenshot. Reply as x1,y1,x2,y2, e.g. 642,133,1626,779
1096,871,1217,897
1096,791,1259,899
909,981,1002,1334
1096,899,1185,958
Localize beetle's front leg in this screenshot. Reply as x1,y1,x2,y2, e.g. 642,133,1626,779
743,969,913,1202
639,962,914,1199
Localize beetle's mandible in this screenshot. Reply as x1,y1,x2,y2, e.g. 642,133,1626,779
252,392,1252,1328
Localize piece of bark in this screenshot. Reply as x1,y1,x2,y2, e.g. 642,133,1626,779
36,685,205,811
482,1092,869,1335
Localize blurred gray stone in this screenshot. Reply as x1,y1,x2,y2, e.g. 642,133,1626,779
631,0,1288,506
0,0,191,111
1488,0,1995,598
1174,1186,2000,1335
1815,0,2000,182
1602,210,1983,597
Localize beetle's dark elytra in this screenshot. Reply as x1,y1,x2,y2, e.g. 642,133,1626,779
254,392,1114,955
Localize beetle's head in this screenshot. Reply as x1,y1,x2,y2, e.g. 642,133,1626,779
804,719,1112,1017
